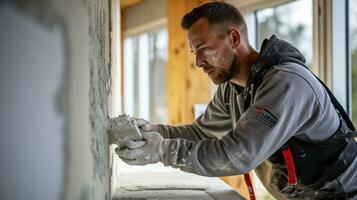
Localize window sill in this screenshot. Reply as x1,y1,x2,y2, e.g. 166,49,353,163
112,165,245,200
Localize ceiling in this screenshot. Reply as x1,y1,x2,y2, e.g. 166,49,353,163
120,0,144,10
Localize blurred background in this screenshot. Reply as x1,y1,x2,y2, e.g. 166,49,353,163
0,0,356,199
119,0,357,199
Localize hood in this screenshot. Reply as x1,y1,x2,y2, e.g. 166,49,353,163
247,35,307,85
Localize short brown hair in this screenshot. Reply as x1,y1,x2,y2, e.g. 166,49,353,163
181,2,248,39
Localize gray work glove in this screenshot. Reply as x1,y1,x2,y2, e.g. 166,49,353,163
107,114,143,145
115,131,169,165
133,117,159,132
116,136,146,150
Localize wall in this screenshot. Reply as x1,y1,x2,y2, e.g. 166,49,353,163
0,3,65,199
0,0,112,199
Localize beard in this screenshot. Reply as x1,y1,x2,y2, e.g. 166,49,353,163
210,54,238,85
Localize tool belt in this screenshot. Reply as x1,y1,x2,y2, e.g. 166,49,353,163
269,117,357,187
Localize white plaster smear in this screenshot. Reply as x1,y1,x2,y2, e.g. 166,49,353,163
113,164,245,200
108,114,143,144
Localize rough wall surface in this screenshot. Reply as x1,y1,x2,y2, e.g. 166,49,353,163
88,0,111,182
0,0,112,199
57,0,111,199
86,0,111,199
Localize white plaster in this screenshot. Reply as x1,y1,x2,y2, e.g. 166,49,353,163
49,0,111,199
113,168,245,200
108,114,142,143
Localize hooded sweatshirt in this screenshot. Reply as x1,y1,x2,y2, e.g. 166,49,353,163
158,35,357,199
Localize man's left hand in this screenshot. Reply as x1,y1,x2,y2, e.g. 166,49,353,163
115,131,169,165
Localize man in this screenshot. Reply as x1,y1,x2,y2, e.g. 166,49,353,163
110,2,357,199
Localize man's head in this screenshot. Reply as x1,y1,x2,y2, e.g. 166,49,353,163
181,2,248,85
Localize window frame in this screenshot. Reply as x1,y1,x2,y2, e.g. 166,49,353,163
109,0,122,117
122,18,168,121
238,0,350,113
331,0,349,114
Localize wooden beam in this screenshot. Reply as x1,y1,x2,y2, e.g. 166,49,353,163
167,0,212,125
167,1,250,199
120,0,143,10
220,175,249,198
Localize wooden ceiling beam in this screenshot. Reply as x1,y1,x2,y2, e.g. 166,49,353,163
120,0,143,10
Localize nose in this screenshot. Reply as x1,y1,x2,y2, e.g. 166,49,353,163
195,54,206,68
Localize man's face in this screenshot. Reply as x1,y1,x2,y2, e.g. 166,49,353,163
187,18,238,85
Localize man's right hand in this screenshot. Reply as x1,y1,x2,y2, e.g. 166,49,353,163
116,131,168,165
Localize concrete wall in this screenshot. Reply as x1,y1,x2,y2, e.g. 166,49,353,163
0,0,112,199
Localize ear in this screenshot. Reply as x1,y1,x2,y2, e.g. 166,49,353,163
228,28,241,49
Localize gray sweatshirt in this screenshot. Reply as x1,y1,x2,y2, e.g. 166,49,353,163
158,36,357,199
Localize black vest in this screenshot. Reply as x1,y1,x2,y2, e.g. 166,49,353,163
243,56,357,191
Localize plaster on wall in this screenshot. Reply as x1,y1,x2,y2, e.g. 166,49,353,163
87,0,111,183
0,0,112,199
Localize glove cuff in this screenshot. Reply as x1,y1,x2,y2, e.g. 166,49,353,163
155,124,167,137
159,139,171,163
160,139,196,168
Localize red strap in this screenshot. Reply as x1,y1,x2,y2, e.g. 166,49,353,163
244,173,256,200
282,147,297,185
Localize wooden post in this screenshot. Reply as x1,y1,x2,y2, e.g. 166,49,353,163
167,0,211,125
167,1,250,199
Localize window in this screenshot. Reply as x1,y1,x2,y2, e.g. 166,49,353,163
256,0,313,66
349,0,357,123
243,0,313,66
242,1,313,199
123,28,168,123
